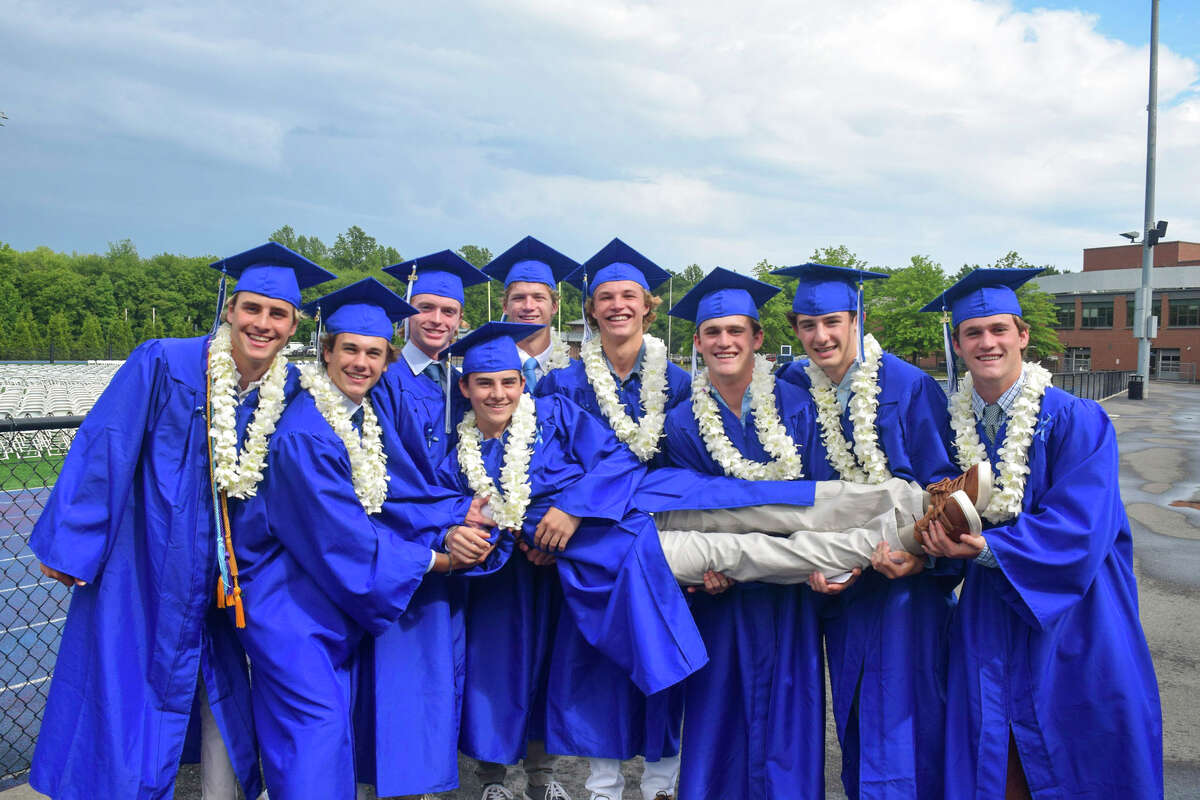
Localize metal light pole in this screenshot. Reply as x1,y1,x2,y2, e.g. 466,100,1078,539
1134,0,1159,394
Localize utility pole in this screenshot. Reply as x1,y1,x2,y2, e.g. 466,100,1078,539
1134,0,1160,395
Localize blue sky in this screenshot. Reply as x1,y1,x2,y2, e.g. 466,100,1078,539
1,0,1197,276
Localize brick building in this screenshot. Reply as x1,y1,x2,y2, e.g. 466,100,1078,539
1033,241,1200,380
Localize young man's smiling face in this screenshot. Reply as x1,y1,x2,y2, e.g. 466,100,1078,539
408,293,463,359
503,281,557,328
792,311,857,382
695,314,763,384
952,313,1029,394
459,370,525,437
225,291,298,376
592,280,650,341
323,333,390,404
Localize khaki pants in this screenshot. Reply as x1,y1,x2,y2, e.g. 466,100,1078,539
657,477,928,584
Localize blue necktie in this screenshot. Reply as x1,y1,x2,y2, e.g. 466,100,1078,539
981,403,1004,444
422,361,443,385
350,406,365,434
522,357,539,391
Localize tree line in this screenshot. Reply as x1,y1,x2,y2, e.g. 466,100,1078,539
0,226,1062,365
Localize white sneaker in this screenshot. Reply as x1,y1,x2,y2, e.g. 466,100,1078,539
483,784,516,800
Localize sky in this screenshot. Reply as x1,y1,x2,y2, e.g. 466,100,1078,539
1,0,1197,275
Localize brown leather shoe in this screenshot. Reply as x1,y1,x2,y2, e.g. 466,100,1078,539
926,461,992,513
915,490,982,543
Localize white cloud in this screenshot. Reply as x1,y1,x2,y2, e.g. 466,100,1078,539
1,0,1197,273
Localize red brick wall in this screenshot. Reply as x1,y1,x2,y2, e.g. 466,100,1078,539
1082,242,1200,271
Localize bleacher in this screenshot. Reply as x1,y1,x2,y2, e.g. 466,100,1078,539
0,363,123,420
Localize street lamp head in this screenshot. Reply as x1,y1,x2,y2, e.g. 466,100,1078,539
1119,231,1140,242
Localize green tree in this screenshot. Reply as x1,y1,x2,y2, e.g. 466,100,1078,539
75,313,106,359
107,316,135,358
11,312,40,359
458,245,494,326
869,255,949,363
46,311,72,361
331,226,380,272
137,315,164,344
809,244,869,270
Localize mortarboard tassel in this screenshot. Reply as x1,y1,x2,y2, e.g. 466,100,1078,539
209,274,228,336
941,310,958,395
581,273,593,342
856,278,866,365
403,263,417,342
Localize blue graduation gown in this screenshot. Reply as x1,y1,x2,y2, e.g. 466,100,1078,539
28,336,263,800
352,371,473,796
535,358,692,761
372,360,466,476
944,387,1162,799
441,395,708,765
778,355,960,800
229,388,437,800
661,378,825,800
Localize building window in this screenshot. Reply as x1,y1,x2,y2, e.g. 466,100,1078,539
1168,299,1200,327
1079,301,1113,329
1053,302,1075,329
1156,349,1181,377
1125,294,1163,328
1064,347,1091,372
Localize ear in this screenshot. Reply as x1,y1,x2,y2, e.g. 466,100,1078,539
458,377,470,399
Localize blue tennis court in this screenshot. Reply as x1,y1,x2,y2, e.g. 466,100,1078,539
1,486,68,788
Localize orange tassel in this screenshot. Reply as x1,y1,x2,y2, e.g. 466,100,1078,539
216,582,227,608
232,587,245,628
218,490,246,628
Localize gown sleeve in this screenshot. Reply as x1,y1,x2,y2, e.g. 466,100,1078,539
30,341,167,583
984,400,1126,631
544,396,646,522
268,430,435,635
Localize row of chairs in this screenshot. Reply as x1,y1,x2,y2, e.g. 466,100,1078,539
0,363,122,419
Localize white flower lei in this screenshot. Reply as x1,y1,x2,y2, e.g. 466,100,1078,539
691,354,804,481
208,323,288,499
949,362,1053,523
582,334,668,461
456,392,538,530
544,329,572,371
803,333,892,484
296,362,390,514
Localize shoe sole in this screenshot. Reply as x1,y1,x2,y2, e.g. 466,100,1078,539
948,490,983,540
972,461,994,512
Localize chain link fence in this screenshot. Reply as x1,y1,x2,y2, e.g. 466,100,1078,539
1,417,80,789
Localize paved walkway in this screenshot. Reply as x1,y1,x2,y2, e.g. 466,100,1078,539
6,381,1199,799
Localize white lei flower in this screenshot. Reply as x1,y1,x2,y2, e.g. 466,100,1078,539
691,354,804,481
456,392,538,530
803,333,892,484
582,334,668,461
544,329,572,371
296,362,390,514
208,323,288,499
949,362,1053,522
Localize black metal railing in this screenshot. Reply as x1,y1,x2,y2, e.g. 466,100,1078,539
1051,370,1135,402
1,417,80,788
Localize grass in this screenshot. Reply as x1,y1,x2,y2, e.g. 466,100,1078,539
0,453,66,491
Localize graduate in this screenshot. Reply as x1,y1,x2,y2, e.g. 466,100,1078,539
483,235,580,389
228,278,457,800
28,243,334,800
378,248,491,472
355,250,495,797
537,238,691,800
659,267,828,800
438,322,708,800
773,262,962,800
919,269,1163,799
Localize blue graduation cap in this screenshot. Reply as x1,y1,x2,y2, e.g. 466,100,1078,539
483,236,580,289
772,263,890,316
773,262,890,365
447,321,544,376
567,238,672,295
919,267,1043,393
382,250,489,306
919,267,1044,327
668,267,780,326
210,242,336,308
301,278,416,341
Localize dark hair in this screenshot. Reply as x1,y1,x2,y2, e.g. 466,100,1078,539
320,331,400,364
